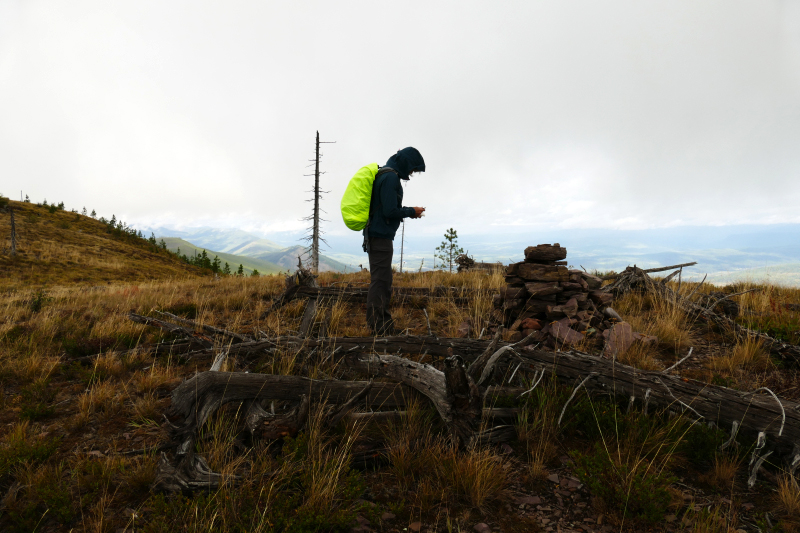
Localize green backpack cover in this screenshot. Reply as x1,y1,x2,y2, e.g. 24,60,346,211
341,163,382,231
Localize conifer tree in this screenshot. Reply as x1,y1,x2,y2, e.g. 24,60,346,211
82,207,87,216
148,232,157,246
237,264,244,276
90,209,96,218
435,228,464,273
24,195,30,203
212,256,221,273
223,262,231,275
251,269,260,277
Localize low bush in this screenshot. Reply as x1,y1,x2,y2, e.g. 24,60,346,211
0,422,60,481
572,440,677,524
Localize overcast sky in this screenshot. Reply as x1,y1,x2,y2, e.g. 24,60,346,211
2,0,800,242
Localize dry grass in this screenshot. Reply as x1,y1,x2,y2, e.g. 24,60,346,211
2,249,799,531
617,339,663,371
709,333,770,374
703,454,740,491
516,379,562,483
618,290,696,355
775,475,800,529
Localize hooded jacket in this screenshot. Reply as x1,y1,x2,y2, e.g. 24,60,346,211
365,147,426,241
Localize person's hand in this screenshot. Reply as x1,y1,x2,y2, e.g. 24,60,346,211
411,207,426,218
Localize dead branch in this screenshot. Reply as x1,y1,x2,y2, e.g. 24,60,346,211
601,262,698,280
155,310,254,343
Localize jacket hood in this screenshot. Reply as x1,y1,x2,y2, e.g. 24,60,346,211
385,147,425,180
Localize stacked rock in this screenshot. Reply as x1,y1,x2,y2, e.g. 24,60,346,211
491,244,615,347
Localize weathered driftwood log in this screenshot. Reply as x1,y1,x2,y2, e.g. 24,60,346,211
480,345,800,474
342,352,513,447
125,333,515,363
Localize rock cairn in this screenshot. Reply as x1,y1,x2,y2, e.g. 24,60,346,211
491,244,616,348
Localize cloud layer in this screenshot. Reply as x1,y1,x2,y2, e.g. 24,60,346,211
2,0,799,238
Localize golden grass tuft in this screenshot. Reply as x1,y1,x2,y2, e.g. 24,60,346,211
775,475,800,525
704,454,740,491
617,339,663,371
709,334,770,374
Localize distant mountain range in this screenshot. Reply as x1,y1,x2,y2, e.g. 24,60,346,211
140,223,800,285
146,225,351,274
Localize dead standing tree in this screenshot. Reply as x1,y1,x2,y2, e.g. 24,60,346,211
302,131,335,274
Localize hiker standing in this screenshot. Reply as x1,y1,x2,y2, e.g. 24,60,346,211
363,147,426,335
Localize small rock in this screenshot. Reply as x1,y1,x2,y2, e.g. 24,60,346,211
547,473,560,483
742,502,754,511
409,522,422,532
602,321,634,357
583,517,595,523
500,443,513,454
520,318,543,331
381,512,396,521
541,518,551,525
473,523,491,533
456,320,472,338
515,495,542,505
87,450,105,457
356,516,370,526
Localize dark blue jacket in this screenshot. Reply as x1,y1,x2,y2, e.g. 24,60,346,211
365,147,426,241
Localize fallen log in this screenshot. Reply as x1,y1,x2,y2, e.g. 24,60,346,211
128,313,214,349
478,344,800,483
154,310,254,343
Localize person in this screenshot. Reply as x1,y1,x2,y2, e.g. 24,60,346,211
363,147,426,335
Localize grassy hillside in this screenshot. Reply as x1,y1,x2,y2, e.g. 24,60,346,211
0,199,204,289
161,237,283,275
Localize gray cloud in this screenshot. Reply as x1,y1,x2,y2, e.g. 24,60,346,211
2,0,799,240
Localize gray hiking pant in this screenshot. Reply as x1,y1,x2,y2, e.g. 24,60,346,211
366,237,395,335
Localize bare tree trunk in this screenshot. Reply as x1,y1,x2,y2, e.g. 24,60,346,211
312,130,320,274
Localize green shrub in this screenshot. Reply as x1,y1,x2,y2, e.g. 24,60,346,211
572,441,677,524
19,379,57,421
29,289,52,313
4,464,74,532
681,422,728,468
0,423,60,480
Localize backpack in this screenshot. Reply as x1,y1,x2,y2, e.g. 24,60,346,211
340,164,395,231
